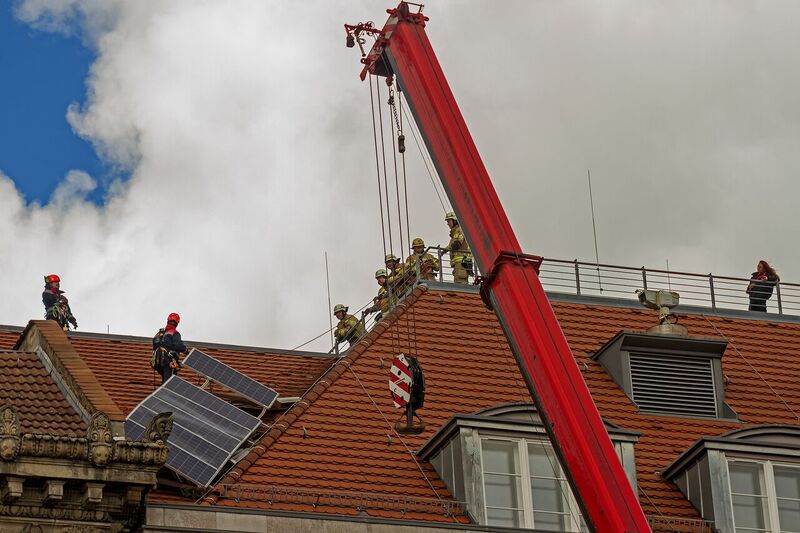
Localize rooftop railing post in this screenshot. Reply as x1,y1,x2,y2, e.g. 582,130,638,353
776,282,783,315
437,247,444,282
709,274,716,311
641,267,647,290
574,259,581,295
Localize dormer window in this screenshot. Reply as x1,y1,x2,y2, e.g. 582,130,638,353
592,331,736,420
419,403,639,531
481,436,584,530
663,425,800,532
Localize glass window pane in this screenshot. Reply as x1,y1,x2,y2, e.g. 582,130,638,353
534,510,570,532
532,476,565,512
732,494,768,530
775,466,800,500
528,441,560,478
778,497,800,533
729,462,764,495
484,473,521,509
486,507,523,528
483,440,519,474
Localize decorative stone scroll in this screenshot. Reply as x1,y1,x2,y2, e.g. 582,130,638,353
144,412,173,444
87,412,113,467
0,409,170,468
0,405,21,461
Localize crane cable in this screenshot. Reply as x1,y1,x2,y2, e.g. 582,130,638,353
386,85,422,364
369,74,389,261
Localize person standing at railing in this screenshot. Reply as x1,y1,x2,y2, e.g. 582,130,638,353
366,269,394,321
746,260,780,312
333,304,366,347
406,237,440,281
444,212,473,284
385,253,412,298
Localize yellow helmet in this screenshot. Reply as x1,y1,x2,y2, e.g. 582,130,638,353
333,304,348,314
412,237,425,248
375,268,388,278
445,211,457,222
385,253,398,263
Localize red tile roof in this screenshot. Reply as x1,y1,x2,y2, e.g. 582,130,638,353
67,335,338,417
0,350,86,436
4,285,800,530
0,327,22,349
202,287,800,528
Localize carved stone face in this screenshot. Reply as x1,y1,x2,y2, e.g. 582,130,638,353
90,443,111,466
0,436,18,460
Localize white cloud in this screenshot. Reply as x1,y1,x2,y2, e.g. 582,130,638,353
3,0,800,349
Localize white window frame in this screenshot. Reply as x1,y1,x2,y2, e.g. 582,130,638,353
726,457,800,533
479,435,584,532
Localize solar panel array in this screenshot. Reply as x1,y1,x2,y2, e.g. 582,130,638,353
125,376,260,487
183,348,279,408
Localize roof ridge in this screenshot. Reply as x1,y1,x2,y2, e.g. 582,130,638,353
15,320,125,422
202,284,430,505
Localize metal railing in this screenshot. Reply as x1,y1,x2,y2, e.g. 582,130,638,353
417,246,798,317
536,258,798,316
335,250,797,354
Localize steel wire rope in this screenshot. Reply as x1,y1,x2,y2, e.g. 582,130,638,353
387,87,406,259
194,341,346,505
486,310,585,530
372,54,424,367
399,98,449,214
407,24,514,248
407,23,643,526
701,314,800,422
369,75,389,261
637,485,677,532
375,76,396,258
347,365,462,523
398,88,412,251
198,290,388,505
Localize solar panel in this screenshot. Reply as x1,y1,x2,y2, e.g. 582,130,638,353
125,376,260,487
183,348,279,408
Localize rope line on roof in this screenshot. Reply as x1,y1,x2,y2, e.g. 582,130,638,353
347,365,461,523
702,314,800,422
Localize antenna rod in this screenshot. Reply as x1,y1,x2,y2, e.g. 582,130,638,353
588,169,603,293
666,258,672,291
325,252,334,348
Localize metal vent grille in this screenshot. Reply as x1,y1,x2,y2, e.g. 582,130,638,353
629,353,718,418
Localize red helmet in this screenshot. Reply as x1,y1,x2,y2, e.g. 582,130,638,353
167,313,180,324
45,274,60,284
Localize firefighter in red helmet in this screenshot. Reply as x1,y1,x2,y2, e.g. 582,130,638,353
151,313,188,384
42,274,78,331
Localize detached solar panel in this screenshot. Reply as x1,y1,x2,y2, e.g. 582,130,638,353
125,376,260,487
183,348,279,408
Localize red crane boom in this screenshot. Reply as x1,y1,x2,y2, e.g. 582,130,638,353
345,4,651,532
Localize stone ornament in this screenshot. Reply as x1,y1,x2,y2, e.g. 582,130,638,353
87,412,113,467
0,405,21,461
144,412,173,444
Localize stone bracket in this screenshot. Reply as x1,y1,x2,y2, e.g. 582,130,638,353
3,476,24,501
43,478,65,505
84,482,104,505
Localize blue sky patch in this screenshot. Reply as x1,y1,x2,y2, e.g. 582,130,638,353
0,5,120,205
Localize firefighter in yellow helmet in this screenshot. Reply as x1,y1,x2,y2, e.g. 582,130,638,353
385,253,412,298
444,212,473,283
405,237,440,281
333,304,366,347
366,269,394,321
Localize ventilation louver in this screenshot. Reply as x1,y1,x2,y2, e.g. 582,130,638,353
629,353,718,418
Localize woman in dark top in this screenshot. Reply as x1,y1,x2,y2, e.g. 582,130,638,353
746,260,780,312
